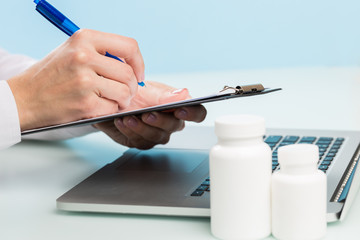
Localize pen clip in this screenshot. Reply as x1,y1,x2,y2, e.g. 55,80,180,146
220,84,265,95
220,86,242,94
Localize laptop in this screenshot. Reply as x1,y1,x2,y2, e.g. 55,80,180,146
56,126,360,222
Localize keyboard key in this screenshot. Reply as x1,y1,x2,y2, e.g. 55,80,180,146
300,136,317,142
321,160,331,165
334,140,344,145
316,144,329,149
279,142,294,147
319,137,334,142
267,143,277,148
191,190,204,196
329,149,338,153
265,135,282,143
336,137,345,142
283,136,300,142
197,185,208,191
326,153,336,157
201,180,210,186
324,156,334,161
319,165,328,170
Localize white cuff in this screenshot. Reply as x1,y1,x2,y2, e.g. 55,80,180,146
0,81,21,149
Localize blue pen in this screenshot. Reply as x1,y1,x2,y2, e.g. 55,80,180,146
33,0,145,87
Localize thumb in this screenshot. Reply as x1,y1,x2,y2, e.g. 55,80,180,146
159,88,191,104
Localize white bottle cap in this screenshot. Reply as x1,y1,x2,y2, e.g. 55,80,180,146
215,114,266,139
278,144,319,167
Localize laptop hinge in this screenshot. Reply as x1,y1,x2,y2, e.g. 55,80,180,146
331,145,360,202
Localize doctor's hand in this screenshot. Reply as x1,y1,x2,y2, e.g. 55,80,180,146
94,81,207,150
7,29,144,131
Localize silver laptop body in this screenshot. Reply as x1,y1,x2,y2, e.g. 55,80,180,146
57,127,360,222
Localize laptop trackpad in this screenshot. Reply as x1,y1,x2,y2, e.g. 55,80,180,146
118,149,205,173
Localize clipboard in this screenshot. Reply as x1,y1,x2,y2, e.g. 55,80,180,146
21,83,281,135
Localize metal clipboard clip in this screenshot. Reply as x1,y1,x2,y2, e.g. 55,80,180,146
220,84,265,95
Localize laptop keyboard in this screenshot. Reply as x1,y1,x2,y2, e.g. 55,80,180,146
191,135,345,197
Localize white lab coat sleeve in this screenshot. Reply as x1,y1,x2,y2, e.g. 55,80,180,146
0,48,99,149
0,80,21,149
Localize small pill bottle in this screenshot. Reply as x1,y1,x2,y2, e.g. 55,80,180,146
272,144,327,240
210,114,272,240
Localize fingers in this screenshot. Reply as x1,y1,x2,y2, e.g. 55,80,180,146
72,29,145,84
90,57,137,109
174,105,207,123
68,29,143,110
115,117,169,149
91,54,138,97
96,105,207,150
111,107,206,149
94,75,133,109
141,112,185,132
118,115,172,143
93,121,131,147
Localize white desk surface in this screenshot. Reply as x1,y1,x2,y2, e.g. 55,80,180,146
1,67,360,240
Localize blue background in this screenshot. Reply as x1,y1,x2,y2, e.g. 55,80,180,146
1,0,359,74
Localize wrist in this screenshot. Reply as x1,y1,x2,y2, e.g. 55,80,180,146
7,74,37,131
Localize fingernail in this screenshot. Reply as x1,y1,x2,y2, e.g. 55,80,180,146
146,113,157,123
177,109,188,119
172,88,186,94
116,118,125,128
127,116,138,127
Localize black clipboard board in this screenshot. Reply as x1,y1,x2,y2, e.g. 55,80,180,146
21,83,281,135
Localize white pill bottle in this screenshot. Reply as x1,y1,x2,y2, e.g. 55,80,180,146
210,114,272,240
272,144,327,240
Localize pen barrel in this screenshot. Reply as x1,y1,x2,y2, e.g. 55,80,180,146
35,0,79,36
